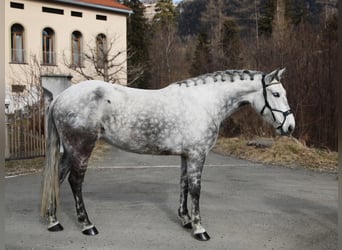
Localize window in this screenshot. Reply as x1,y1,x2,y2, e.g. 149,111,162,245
71,31,83,67
10,2,24,9
42,6,64,15
11,23,25,63
12,85,25,93
96,15,107,21
42,28,55,65
96,34,107,68
71,11,82,17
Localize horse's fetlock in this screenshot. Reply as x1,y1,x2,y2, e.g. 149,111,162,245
178,207,189,217
192,215,201,224
192,223,206,235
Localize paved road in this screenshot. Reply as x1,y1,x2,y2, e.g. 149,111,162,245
5,147,337,250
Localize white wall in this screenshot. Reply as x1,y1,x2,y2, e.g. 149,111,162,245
5,0,128,88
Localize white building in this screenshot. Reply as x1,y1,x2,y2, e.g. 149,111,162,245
5,0,132,111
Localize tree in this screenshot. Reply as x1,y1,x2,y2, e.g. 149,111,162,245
200,0,225,56
123,0,151,88
153,0,177,26
149,0,178,87
177,0,206,37
190,32,213,76
258,0,276,36
199,0,243,70
64,33,141,85
8,54,59,111
285,0,319,26
221,19,242,68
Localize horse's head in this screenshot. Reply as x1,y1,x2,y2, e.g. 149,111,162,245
252,68,295,136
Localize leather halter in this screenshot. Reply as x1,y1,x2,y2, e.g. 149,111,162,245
260,74,293,130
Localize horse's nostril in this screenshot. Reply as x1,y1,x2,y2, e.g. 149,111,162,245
288,125,294,133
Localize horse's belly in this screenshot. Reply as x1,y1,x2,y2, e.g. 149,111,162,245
102,128,183,155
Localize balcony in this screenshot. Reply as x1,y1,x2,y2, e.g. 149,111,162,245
11,49,25,64
42,51,56,65
71,52,84,67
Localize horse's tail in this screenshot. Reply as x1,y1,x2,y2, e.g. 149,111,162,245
40,103,61,218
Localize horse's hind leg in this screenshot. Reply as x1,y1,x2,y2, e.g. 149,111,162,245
178,155,192,229
59,147,72,184
47,205,64,232
68,163,98,235
63,131,98,235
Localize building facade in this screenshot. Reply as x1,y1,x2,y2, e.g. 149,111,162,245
5,0,131,110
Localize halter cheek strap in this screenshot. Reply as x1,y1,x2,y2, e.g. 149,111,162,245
260,74,293,130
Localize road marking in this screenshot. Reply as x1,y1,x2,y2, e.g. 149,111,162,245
91,163,255,169
5,172,39,178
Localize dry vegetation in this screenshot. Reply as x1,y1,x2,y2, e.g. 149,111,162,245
5,157,45,177
5,140,112,177
214,136,338,173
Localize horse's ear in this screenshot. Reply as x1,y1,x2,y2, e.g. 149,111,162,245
265,69,279,84
277,68,286,80
265,68,286,84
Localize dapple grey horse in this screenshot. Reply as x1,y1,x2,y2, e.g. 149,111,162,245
41,68,295,241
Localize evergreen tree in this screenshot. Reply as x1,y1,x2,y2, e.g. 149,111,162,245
153,0,177,26
190,32,213,76
258,0,276,36
285,0,319,26
149,0,178,86
123,0,151,88
177,0,206,37
222,19,242,68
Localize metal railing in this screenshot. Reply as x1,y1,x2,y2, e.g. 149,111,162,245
11,49,25,63
71,52,84,67
42,51,56,65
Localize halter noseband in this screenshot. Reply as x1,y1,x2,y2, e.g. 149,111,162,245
260,74,293,130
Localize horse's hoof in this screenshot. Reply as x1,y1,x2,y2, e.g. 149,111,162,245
183,222,192,229
82,225,99,236
48,222,64,232
194,232,210,241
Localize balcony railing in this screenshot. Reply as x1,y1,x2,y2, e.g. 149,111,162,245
71,52,84,67
42,51,56,65
11,49,25,63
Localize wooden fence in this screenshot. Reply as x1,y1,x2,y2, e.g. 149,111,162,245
5,105,45,160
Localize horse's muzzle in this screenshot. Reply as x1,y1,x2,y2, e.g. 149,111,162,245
277,124,294,136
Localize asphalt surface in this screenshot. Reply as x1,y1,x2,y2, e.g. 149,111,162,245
5,147,337,250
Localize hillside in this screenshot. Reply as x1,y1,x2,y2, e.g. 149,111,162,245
177,0,337,37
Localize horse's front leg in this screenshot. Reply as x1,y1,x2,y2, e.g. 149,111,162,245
187,153,210,241
178,155,192,229
68,163,98,236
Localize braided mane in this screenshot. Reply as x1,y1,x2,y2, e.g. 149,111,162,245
173,70,263,87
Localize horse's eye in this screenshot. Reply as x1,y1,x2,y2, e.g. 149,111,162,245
272,92,280,98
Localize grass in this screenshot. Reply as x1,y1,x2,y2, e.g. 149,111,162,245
5,137,338,176
214,136,338,173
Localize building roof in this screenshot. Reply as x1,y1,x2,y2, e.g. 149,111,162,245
53,0,132,15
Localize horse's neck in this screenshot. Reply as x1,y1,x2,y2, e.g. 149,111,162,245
202,78,262,124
